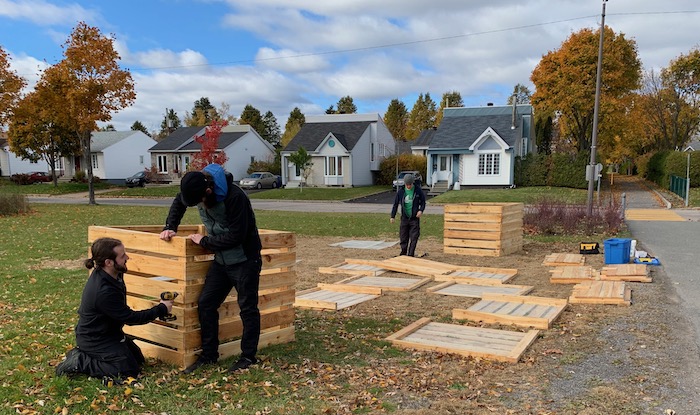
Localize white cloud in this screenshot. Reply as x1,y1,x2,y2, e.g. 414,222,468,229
255,48,329,73
0,0,97,25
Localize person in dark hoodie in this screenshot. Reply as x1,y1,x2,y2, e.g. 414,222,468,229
55,237,174,378
160,164,262,374
390,173,426,257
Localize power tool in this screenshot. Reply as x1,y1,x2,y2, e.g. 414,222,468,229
159,291,178,322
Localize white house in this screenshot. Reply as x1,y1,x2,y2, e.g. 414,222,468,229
0,136,49,177
149,124,275,183
280,113,395,187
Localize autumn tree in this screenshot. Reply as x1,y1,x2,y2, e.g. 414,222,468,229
507,84,532,105
435,91,463,126
384,99,408,141
0,46,26,127
531,26,641,155
262,111,281,146
8,90,79,185
405,93,437,140
184,97,218,126
188,119,229,171
131,120,149,136
159,108,182,138
43,22,135,204
281,107,305,147
287,146,312,190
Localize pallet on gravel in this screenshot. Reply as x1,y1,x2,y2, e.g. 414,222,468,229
427,281,533,298
319,275,432,292
318,261,387,277
453,294,568,329
600,264,652,283
569,281,631,306
543,253,586,267
549,266,600,284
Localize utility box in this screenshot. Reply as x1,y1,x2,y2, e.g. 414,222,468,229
443,203,523,257
87,225,296,368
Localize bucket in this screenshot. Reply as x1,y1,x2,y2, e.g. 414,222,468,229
604,238,632,264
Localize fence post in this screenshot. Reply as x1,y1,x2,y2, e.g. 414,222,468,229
621,192,626,220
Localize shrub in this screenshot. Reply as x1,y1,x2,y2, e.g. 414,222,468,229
645,150,670,185
514,153,548,187
248,157,281,175
664,151,700,188
10,173,32,185
0,194,29,216
378,154,427,185
524,198,623,236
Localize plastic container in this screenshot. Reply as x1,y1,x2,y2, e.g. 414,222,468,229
604,238,632,264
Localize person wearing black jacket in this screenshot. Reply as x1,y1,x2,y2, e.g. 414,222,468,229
390,174,426,257
55,238,173,378
160,164,262,374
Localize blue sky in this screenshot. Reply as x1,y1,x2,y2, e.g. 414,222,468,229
1,0,699,133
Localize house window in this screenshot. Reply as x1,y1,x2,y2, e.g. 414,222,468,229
371,143,375,162
440,157,448,170
139,155,144,164
478,154,500,175
157,155,167,173
91,154,99,169
325,156,342,176
250,156,255,164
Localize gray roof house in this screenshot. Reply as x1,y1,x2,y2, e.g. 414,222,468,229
425,103,535,189
150,124,275,182
280,113,395,187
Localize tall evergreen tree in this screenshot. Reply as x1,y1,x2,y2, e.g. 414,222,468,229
405,93,437,140
384,99,409,141
160,108,182,137
239,104,266,136
336,96,357,114
281,107,306,147
185,97,218,126
261,111,281,146
435,91,463,126
130,120,149,136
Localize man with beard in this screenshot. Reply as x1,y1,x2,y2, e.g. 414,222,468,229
55,238,174,378
159,164,262,374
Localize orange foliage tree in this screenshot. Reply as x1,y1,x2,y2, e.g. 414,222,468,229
188,119,230,171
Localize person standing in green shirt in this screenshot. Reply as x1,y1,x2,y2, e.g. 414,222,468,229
390,174,426,257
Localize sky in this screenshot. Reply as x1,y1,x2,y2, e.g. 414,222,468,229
1,0,699,133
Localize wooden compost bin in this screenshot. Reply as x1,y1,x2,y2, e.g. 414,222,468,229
87,225,296,368
443,203,523,257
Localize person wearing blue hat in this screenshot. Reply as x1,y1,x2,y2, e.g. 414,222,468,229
160,164,262,374
390,173,426,257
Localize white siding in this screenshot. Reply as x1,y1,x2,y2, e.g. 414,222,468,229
0,146,49,176
102,132,157,180
459,151,513,186
351,129,373,186
222,132,275,182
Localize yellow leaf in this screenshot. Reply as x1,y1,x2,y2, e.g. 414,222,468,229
124,387,132,397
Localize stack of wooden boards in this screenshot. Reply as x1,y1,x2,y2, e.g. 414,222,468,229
545,254,652,306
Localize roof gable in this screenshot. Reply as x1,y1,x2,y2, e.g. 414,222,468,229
149,126,206,151
283,120,372,152
91,131,140,152
179,131,246,151
469,127,509,151
430,111,527,149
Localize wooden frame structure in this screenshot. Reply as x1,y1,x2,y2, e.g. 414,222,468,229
88,225,296,368
569,281,631,306
600,264,652,283
443,203,523,257
549,266,599,284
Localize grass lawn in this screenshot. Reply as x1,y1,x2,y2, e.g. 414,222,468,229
247,185,390,201
430,186,590,204
0,179,115,195
689,187,700,207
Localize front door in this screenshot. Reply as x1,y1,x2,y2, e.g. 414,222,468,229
437,155,451,182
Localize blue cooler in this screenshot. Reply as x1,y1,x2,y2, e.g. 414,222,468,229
604,238,631,264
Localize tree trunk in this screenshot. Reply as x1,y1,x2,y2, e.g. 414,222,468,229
81,131,96,205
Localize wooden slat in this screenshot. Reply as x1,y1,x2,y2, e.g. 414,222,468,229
543,253,586,267
327,275,432,292
600,264,652,283
549,266,600,284
453,294,568,329
428,281,534,298
569,281,631,306
294,288,379,310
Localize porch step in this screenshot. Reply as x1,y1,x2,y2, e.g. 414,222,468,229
427,180,449,196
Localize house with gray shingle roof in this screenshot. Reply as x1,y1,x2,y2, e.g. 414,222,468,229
149,124,275,183
425,104,535,188
280,113,395,187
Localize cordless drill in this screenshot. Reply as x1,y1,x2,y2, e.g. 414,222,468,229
159,291,178,322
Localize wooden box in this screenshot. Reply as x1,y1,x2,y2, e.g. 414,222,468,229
443,203,523,257
87,225,296,368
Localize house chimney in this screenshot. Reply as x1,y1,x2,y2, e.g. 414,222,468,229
511,99,517,130
487,102,494,106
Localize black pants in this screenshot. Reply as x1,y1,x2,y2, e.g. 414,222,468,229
55,336,144,378
198,258,262,361
399,216,421,257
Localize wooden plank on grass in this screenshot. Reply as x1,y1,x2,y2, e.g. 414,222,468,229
427,281,533,298
543,253,586,267
569,281,631,306
324,275,432,292
600,264,651,283
549,266,599,284
294,287,379,310
318,262,387,277
345,257,457,278
453,294,567,329
386,319,539,363
436,268,517,285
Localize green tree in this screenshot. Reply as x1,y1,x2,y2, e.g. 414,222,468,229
130,120,150,136
0,46,26,127
159,108,182,138
531,26,641,154
287,146,313,190
435,91,463,126
43,22,136,204
507,84,532,105
383,98,408,141
239,104,266,136
184,97,218,126
535,114,554,155
261,111,281,146
336,96,357,114
281,107,305,147
325,105,335,114
405,92,437,140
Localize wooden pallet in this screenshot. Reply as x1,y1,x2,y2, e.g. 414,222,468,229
453,294,568,329
318,262,387,277
427,281,533,298
436,269,517,285
600,264,651,283
320,275,432,292
386,317,539,363
345,256,457,278
569,281,631,306
543,253,586,267
549,266,600,284
294,286,380,310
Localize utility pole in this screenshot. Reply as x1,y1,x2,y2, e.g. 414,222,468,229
587,0,608,216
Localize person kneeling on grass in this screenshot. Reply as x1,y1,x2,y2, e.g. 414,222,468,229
55,237,174,379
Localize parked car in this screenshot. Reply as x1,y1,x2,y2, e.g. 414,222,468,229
239,172,281,189
28,171,52,184
125,171,150,188
392,170,423,191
